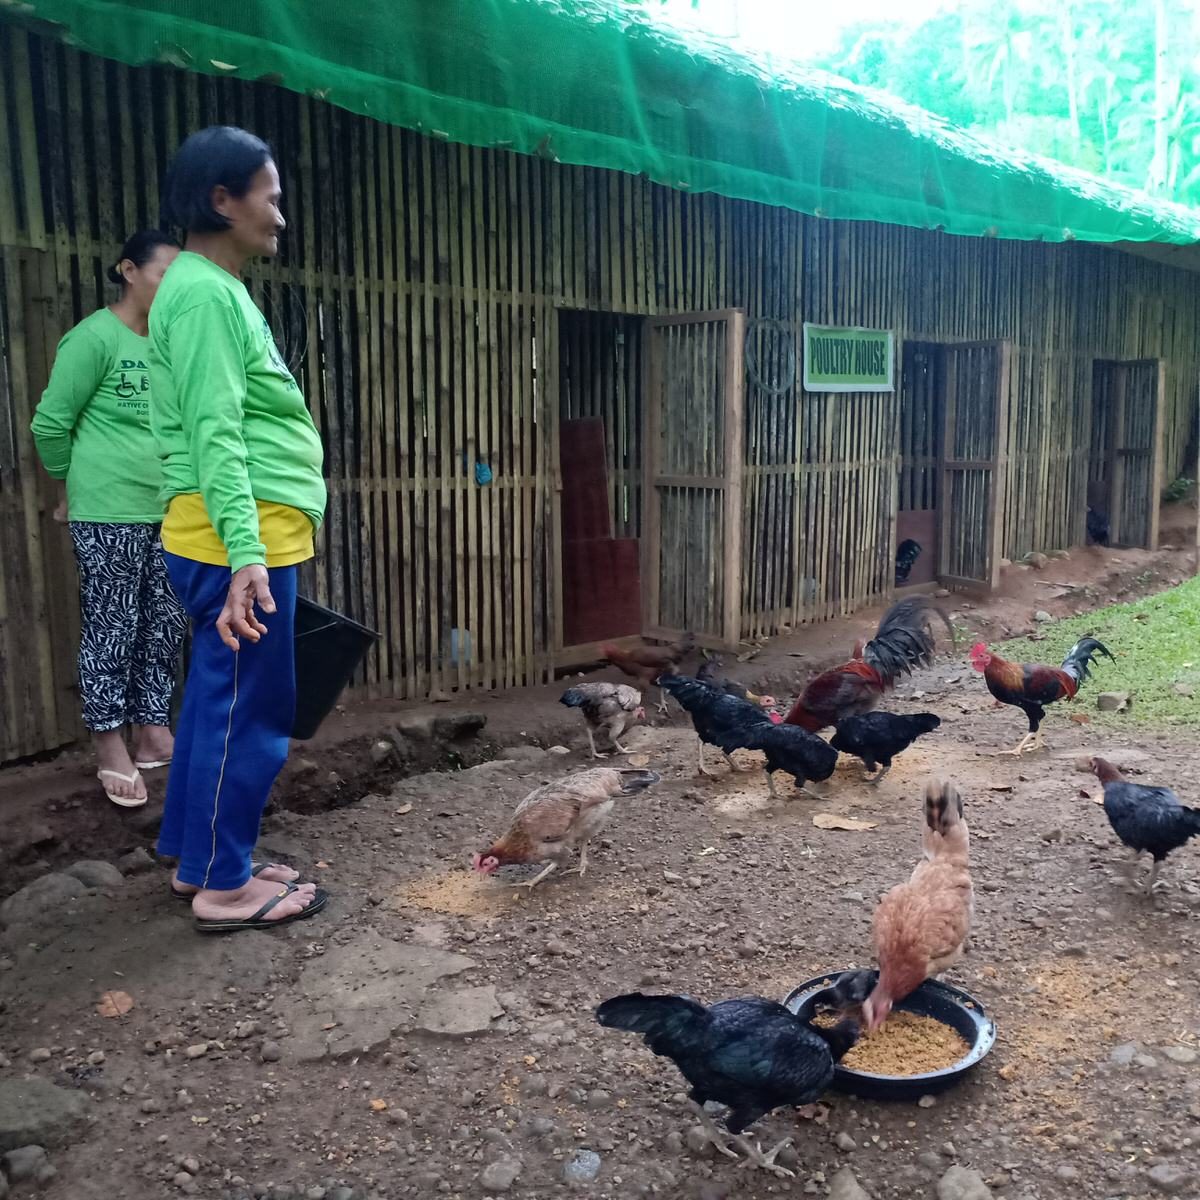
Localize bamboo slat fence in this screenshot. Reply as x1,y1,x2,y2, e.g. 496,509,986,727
1,26,1198,760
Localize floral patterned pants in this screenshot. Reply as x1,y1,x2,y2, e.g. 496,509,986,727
69,522,188,732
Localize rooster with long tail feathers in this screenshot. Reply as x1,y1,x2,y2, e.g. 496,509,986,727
784,597,953,732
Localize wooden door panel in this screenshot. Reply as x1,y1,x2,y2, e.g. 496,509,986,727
643,309,745,649
938,340,1011,590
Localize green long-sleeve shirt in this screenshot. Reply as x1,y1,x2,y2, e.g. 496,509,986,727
149,252,326,572
30,308,165,523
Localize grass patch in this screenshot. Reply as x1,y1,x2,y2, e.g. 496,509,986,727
995,576,1200,728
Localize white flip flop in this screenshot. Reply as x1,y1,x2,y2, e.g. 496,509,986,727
97,768,147,808
133,758,172,770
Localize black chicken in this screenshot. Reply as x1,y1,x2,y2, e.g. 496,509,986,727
596,991,860,1177
659,673,836,795
696,654,777,709
657,672,776,778
894,538,922,585
830,711,941,782
1086,505,1110,547
1091,757,1200,894
736,719,839,797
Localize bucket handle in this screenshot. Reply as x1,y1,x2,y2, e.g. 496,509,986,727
294,621,341,641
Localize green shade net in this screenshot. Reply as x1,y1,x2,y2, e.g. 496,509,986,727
7,0,1200,244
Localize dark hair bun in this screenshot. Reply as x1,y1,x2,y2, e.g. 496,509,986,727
107,229,179,289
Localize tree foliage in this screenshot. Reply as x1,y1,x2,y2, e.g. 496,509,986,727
810,0,1200,206
646,0,1200,207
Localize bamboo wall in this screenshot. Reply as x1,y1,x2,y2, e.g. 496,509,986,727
2,26,1198,760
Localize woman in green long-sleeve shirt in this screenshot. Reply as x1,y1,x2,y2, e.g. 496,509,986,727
150,126,328,933
31,230,188,808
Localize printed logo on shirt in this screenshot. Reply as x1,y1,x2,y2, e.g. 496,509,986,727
261,317,298,390
113,360,150,410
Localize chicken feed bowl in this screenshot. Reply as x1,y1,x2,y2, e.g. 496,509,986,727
784,971,996,1101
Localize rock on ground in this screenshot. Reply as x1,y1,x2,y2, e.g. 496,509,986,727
279,933,476,1060
62,860,125,888
415,986,503,1037
1162,1046,1197,1065
2,1144,47,1182
936,1166,994,1200
0,874,87,928
116,847,156,874
0,1081,89,1153
828,1167,875,1200
562,1150,601,1184
1146,1164,1190,1195
433,712,486,740
1110,1042,1139,1066
479,1157,522,1192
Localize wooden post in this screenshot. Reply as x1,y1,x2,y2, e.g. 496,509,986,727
723,308,745,647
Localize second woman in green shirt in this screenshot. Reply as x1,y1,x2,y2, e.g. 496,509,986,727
31,230,187,808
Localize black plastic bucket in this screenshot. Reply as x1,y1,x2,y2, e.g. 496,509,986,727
291,597,380,740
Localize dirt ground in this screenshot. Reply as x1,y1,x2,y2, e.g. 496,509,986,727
1,519,1199,1200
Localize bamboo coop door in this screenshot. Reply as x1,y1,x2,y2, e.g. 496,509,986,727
937,340,1011,590
642,310,746,650
1098,359,1165,549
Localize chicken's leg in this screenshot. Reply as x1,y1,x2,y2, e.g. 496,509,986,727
765,771,779,798
997,731,1034,756
687,1104,741,1163
731,1133,795,1178
607,717,635,754
515,861,558,890
564,842,590,878
867,762,891,784
1145,858,1163,896
723,750,753,773
685,1104,795,1176
585,727,607,760
697,738,720,778
657,686,669,715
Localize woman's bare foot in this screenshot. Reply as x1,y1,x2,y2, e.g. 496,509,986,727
133,724,175,765
94,729,147,802
171,863,300,897
190,875,319,923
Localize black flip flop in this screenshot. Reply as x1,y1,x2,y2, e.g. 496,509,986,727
194,883,329,934
171,862,298,901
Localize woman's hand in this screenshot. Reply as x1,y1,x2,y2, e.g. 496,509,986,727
52,485,69,524
217,564,277,651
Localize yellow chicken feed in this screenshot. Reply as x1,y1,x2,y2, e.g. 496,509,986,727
816,1010,971,1075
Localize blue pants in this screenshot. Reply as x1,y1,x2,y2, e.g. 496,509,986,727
157,554,297,890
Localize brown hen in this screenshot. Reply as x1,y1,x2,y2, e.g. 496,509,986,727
602,633,696,713
863,778,973,1032
472,767,660,889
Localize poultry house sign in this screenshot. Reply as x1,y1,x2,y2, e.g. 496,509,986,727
802,323,895,393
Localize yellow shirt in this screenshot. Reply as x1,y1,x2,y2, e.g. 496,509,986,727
162,493,315,567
